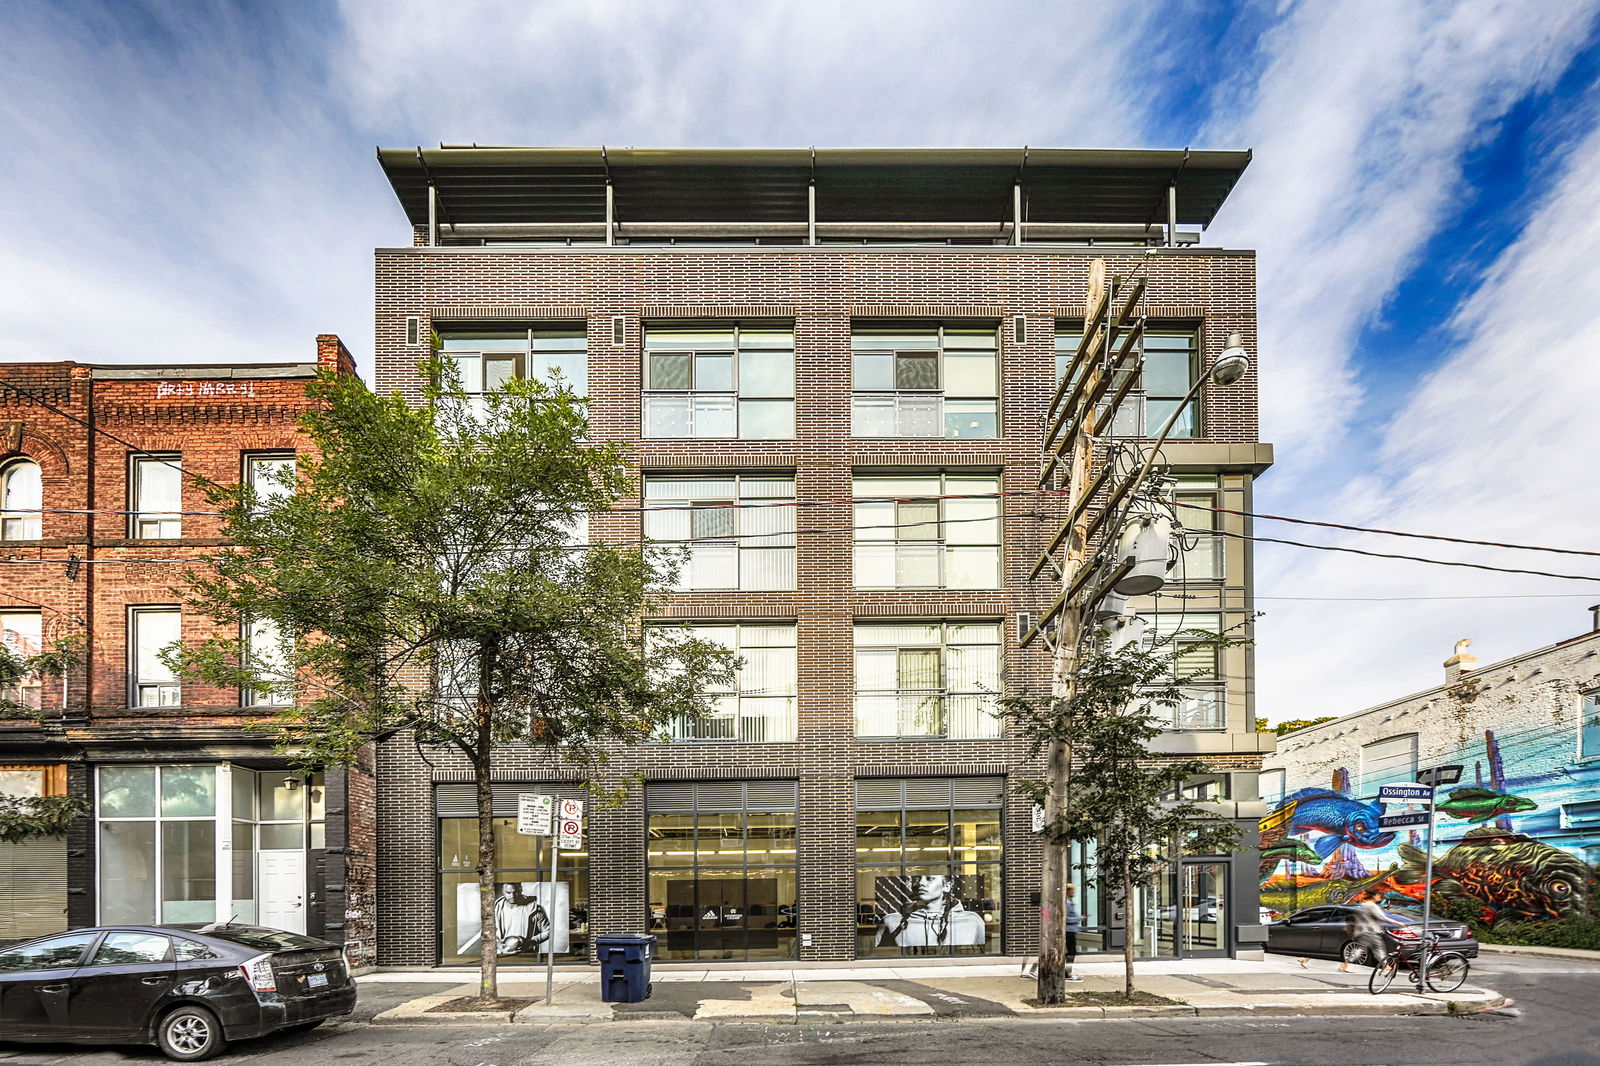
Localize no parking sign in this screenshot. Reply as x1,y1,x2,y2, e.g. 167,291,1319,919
557,797,584,850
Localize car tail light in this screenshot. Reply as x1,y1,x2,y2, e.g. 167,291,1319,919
240,953,276,993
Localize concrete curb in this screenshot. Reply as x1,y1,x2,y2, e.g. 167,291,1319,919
369,987,1507,1025
1477,943,1600,963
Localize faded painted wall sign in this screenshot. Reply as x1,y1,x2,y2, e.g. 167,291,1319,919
154,381,257,399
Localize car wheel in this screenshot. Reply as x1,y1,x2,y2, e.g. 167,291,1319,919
1340,940,1369,966
157,1005,227,1062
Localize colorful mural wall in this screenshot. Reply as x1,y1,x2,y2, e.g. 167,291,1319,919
1260,728,1599,924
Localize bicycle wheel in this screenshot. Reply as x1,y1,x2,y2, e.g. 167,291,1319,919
1368,953,1400,994
1425,953,1470,993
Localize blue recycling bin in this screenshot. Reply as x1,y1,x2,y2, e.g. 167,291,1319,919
595,933,655,1003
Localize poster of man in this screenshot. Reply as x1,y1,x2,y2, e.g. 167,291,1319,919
455,881,570,956
873,870,986,950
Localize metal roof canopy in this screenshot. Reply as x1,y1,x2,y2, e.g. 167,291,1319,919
377,146,1251,229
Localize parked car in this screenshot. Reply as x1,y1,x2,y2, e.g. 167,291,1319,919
1265,904,1478,965
0,923,356,1061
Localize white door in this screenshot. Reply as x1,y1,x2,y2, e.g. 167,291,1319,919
259,851,307,934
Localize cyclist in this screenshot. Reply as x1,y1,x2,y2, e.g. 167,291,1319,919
1338,890,1390,973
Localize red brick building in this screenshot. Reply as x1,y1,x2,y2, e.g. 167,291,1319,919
365,147,1277,967
0,340,377,965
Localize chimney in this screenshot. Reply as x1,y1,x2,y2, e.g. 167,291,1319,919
1443,638,1477,685
1590,604,1600,633
316,334,358,378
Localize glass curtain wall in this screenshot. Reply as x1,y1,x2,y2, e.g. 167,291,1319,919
646,782,798,961
856,778,1003,957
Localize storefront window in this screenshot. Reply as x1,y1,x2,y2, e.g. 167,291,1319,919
646,782,798,961
856,779,1003,956
437,804,590,965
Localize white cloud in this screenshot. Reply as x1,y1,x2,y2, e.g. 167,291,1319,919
1253,104,1600,721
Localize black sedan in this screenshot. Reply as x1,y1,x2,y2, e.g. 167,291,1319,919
1266,904,1478,965
0,924,356,1060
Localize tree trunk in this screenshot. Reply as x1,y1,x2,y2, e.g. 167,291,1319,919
1122,858,1135,997
1036,738,1072,1005
475,748,498,1004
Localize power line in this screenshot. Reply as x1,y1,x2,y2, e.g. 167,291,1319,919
1216,529,1600,583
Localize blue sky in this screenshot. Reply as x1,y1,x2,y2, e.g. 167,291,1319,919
3,0,1599,721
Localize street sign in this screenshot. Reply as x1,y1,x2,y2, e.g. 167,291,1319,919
1379,811,1430,829
517,794,553,835
557,817,583,850
1379,784,1434,802
1030,803,1046,834
558,797,585,822
1417,764,1464,788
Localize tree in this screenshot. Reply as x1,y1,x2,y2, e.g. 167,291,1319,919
1256,715,1337,736
168,362,736,1006
0,637,89,843
1011,637,1243,1000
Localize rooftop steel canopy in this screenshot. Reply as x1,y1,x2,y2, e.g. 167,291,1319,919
376,146,1251,229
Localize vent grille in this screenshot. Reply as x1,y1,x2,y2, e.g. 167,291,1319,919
434,783,587,818
646,780,798,813
855,777,1005,811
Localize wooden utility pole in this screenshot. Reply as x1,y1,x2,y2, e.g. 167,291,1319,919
1028,259,1146,1004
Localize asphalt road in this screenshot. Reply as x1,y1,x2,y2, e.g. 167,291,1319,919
1,952,1595,1066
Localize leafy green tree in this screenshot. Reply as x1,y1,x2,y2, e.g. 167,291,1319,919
1256,715,1337,736
168,363,736,1006
1011,637,1243,1000
0,638,89,843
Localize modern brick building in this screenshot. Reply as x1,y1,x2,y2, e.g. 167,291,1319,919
368,147,1276,966
0,342,378,964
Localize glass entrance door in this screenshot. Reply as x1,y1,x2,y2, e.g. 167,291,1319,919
1178,862,1227,956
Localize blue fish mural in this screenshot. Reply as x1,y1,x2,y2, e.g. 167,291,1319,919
1275,788,1396,858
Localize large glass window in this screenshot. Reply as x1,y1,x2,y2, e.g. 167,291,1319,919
438,794,589,965
1055,328,1199,438
1137,613,1224,730
856,779,1003,957
440,327,589,412
646,782,797,961
245,453,296,509
852,326,997,439
97,765,217,924
130,455,182,539
0,612,42,711
853,474,1000,589
243,617,293,707
129,607,181,708
0,460,41,540
652,624,797,742
1581,692,1600,760
854,622,1002,739
644,476,796,590
642,326,794,439
1173,476,1222,581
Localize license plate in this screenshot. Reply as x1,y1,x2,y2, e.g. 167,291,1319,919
307,973,329,989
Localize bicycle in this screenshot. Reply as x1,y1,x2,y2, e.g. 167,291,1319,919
1367,928,1471,994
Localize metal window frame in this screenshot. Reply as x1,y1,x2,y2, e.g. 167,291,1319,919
127,605,181,709
852,621,1003,740
641,325,796,440
643,473,797,591
0,458,43,541
850,325,1000,439
648,622,799,742
852,473,1002,590
129,454,183,540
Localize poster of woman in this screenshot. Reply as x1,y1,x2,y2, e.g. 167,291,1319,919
873,871,986,949
455,881,570,956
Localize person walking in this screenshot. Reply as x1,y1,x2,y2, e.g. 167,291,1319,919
1063,884,1083,982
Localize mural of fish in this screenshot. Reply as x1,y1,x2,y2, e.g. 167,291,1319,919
1258,838,1323,878
1394,828,1592,924
1437,787,1538,823
1258,868,1395,916
1269,788,1396,858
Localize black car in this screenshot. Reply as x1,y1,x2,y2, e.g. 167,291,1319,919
0,924,356,1061
1266,904,1478,965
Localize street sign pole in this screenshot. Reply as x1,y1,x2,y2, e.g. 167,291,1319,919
1412,765,1460,990
546,834,558,1006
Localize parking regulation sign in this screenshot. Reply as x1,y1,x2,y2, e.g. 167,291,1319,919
557,817,583,850
517,794,553,835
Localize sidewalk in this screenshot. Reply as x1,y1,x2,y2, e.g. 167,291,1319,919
364,955,1506,1025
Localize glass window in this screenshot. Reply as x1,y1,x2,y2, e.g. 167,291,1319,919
129,608,181,708
131,456,182,538
854,623,1002,740
1173,477,1222,581
90,932,171,966
853,474,1000,589
651,625,797,742
439,814,589,965
644,476,796,591
0,612,43,711
96,764,238,927
851,326,997,439
245,454,295,509
1055,327,1199,438
646,790,797,961
244,617,293,707
0,460,42,540
99,820,156,924
642,326,795,439
856,791,1002,957
0,931,97,972
160,821,217,923
160,766,215,818
440,328,588,405
98,765,156,818
1582,693,1600,760
1139,613,1224,730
